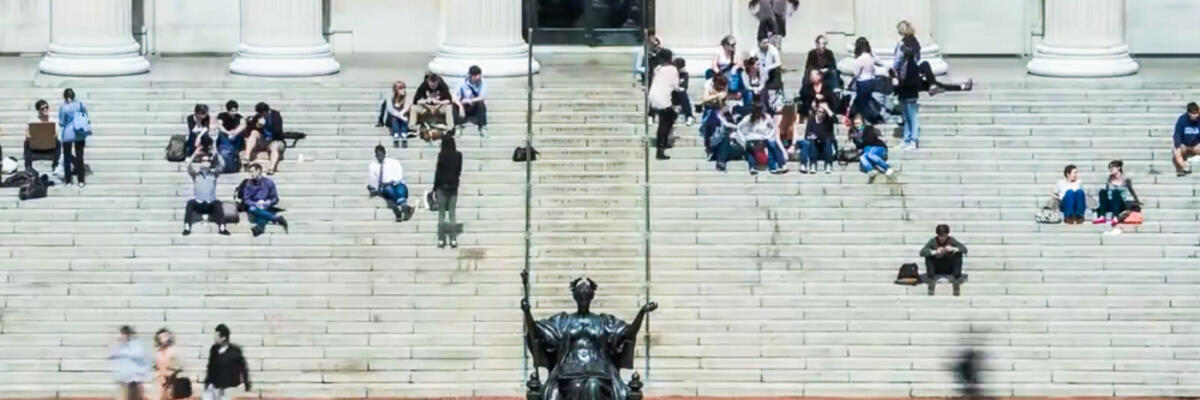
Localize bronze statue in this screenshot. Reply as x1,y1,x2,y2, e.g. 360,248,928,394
521,271,657,400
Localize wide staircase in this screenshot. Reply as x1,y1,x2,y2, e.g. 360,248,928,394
0,60,1199,399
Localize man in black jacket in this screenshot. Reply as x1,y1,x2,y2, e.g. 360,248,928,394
409,73,457,134
919,224,968,296
204,324,250,400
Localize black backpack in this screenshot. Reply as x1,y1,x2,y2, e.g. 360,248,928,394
18,174,48,201
1,170,37,188
895,263,923,285
165,135,187,162
512,146,540,162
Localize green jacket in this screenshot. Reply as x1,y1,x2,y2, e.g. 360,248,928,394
920,236,968,258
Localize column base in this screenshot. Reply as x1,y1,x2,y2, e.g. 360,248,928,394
839,44,949,77
428,43,540,77
38,43,149,77
1026,44,1139,78
229,43,341,77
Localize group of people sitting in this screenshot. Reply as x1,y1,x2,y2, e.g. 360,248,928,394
1049,160,1142,235
645,19,974,177
184,100,285,176
376,66,488,148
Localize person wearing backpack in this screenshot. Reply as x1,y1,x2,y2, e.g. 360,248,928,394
204,324,250,400
58,88,91,188
183,137,231,236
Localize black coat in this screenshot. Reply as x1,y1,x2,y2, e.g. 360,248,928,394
434,151,463,195
205,344,251,390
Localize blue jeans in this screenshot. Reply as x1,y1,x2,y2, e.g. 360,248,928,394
380,182,408,205
1059,189,1086,219
389,117,409,139
745,140,786,171
859,145,890,173
247,206,278,230
901,99,920,147
799,139,836,167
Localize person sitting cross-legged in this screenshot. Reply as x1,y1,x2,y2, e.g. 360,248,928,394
410,72,457,138
919,224,968,296
237,164,288,237
1172,102,1200,176
367,144,413,222
182,136,230,236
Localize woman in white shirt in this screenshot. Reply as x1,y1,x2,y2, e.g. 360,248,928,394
734,102,787,175
649,49,681,161
1054,164,1087,224
851,37,879,122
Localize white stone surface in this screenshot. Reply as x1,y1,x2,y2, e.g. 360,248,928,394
427,0,537,77
38,0,150,76
1027,0,1139,77
838,0,948,76
150,0,240,54
0,0,51,53
328,0,441,54
655,0,732,77
228,0,340,77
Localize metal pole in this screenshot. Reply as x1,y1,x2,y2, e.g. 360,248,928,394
522,25,535,383
640,3,652,379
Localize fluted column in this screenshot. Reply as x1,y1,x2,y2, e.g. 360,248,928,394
1027,0,1138,77
655,0,734,77
39,0,149,76
428,0,538,77
229,0,339,77
838,0,947,76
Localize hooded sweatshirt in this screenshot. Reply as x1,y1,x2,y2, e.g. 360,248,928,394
1174,113,1200,148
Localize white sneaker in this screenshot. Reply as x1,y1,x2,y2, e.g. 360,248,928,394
884,168,895,177
686,117,696,126
798,164,808,174
824,165,832,174
479,127,488,138
1104,227,1124,236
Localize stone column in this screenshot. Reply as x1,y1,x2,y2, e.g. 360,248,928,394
39,0,150,76
229,0,339,77
1027,0,1138,77
428,0,538,77
838,0,947,76
654,0,734,77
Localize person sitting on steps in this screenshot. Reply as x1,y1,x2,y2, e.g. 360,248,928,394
1172,102,1200,176
410,72,457,140
185,103,214,157
24,99,60,172
734,101,786,175
217,100,247,157
242,102,284,175
377,81,413,148
804,34,841,90
237,163,287,237
920,224,967,296
1094,159,1139,234
798,103,836,174
850,113,894,178
1054,164,1088,225
367,144,413,222
672,58,696,127
183,136,230,236
455,66,489,138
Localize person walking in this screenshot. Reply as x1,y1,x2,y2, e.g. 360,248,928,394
204,324,250,400
58,88,91,187
111,326,151,400
648,48,681,160
434,136,463,249
154,328,183,400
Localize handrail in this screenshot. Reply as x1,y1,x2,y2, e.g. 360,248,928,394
522,26,535,383
640,22,652,382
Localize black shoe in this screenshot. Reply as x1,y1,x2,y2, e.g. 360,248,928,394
181,228,191,236
656,153,670,160
276,216,289,233
450,240,458,249
219,229,231,236
393,139,400,148
252,226,264,237
716,163,727,172
1178,170,1191,177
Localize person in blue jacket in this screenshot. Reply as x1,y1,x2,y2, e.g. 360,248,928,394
236,164,288,237
1172,102,1200,176
57,88,91,187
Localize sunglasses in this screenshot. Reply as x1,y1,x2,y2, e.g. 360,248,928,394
38,107,48,111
